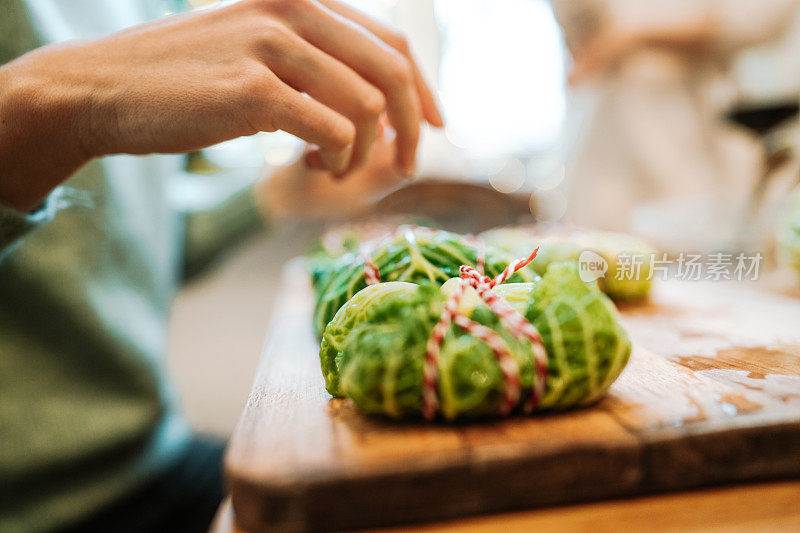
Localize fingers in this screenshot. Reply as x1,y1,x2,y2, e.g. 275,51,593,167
567,26,629,86
291,2,422,173
317,0,444,128
408,54,444,128
250,73,356,174
262,27,385,171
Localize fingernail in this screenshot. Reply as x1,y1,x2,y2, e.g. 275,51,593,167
338,143,354,174
320,143,353,174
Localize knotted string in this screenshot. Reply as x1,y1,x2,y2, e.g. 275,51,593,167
422,248,547,420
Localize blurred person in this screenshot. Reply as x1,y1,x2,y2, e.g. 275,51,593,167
0,0,442,531
551,0,800,236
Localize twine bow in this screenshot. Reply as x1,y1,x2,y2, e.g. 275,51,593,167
354,227,547,420
422,248,548,421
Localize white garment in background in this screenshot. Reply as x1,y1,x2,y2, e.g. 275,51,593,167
551,0,800,237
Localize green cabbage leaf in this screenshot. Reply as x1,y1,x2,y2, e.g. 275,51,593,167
320,262,631,420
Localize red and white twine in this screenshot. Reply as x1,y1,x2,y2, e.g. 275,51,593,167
362,254,381,286
422,247,547,420
353,226,546,419
422,277,466,420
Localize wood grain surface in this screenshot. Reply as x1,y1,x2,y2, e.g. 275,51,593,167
225,260,800,532
212,480,800,533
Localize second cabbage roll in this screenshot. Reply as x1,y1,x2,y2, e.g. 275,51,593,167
312,226,536,338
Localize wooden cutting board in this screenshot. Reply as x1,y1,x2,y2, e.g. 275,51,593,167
225,260,800,532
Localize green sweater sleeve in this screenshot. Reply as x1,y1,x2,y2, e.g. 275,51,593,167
0,188,71,260
0,205,41,255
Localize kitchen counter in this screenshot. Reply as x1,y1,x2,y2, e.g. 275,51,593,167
211,480,800,532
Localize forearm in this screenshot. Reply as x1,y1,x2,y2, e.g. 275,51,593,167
635,16,718,50
1,0,437,214
568,12,720,85
0,49,93,212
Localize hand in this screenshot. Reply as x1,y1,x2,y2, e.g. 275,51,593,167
568,22,639,85
0,0,442,210
257,126,404,221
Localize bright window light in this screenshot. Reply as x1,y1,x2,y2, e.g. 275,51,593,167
436,0,566,159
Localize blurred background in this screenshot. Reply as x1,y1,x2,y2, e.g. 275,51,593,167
30,0,800,436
